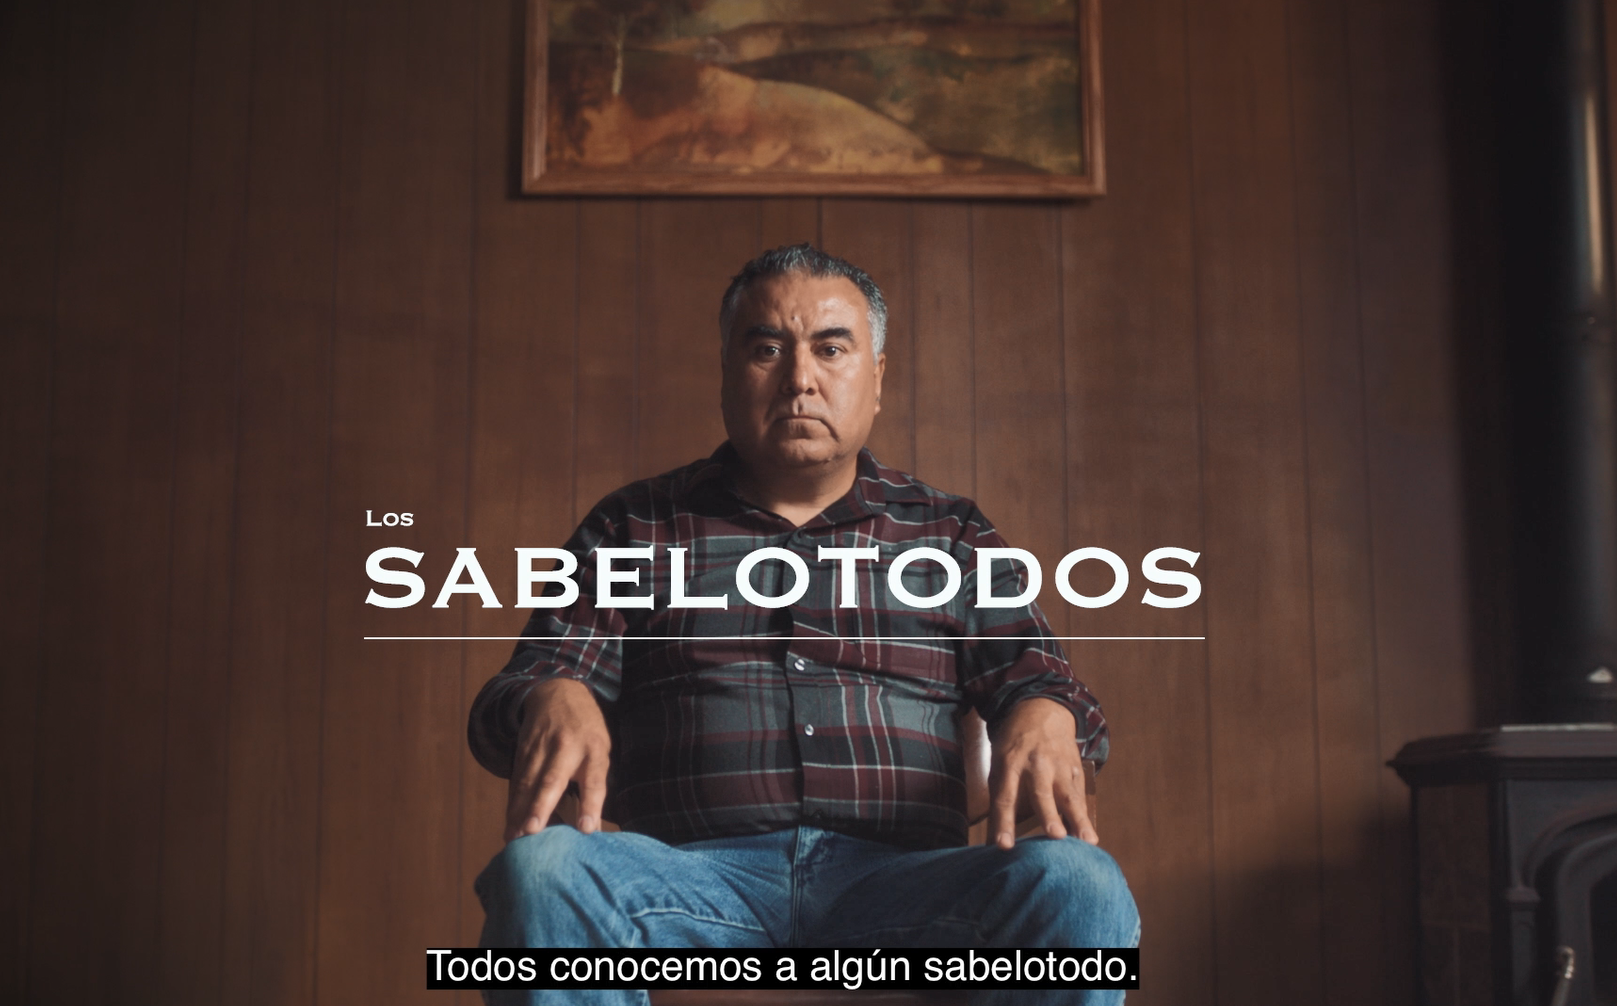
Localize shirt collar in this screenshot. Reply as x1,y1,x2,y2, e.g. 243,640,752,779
683,441,899,527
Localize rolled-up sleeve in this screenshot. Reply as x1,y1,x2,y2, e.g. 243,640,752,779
956,509,1110,767
465,505,630,779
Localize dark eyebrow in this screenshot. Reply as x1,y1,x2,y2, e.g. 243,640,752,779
739,325,854,342
740,324,784,342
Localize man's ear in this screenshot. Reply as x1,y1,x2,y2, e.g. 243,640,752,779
873,352,886,413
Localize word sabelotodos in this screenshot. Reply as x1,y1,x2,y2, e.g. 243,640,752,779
364,545,1200,610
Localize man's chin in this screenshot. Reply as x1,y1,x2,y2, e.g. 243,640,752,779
755,437,841,470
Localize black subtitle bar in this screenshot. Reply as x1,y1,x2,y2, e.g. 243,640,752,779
426,948,1139,991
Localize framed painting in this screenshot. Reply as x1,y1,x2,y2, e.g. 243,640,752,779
522,0,1105,198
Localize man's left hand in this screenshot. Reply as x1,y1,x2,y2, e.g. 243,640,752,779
987,697,1098,850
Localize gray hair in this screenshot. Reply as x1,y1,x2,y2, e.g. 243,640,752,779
719,243,888,360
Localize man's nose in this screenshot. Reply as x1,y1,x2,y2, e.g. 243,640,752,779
780,343,817,395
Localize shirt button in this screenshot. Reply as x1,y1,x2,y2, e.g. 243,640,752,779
793,658,806,671
803,723,815,736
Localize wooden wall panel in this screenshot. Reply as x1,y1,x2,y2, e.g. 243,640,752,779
759,198,821,250
315,1,477,1003
1059,0,1211,1000
910,205,975,499
27,1,194,1002
157,1,253,1003
457,0,580,963
217,1,339,1003
0,0,60,1000
1285,0,1390,1002
637,201,759,476
1184,0,1325,1002
1347,1,1475,999
0,0,1494,1002
575,201,641,518
821,201,915,474
970,205,1070,634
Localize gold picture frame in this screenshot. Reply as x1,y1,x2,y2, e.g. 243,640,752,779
522,0,1105,198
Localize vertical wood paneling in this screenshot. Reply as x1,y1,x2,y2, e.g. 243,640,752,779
970,205,1069,634
457,0,580,960
158,0,252,1003
637,201,759,475
821,201,915,474
1346,1,1474,998
0,0,60,999
217,2,339,1003
0,1,1492,1002
1184,0,1325,1002
759,199,821,250
27,1,194,1002
1285,0,1390,1002
910,205,975,499
315,0,477,1002
575,201,640,518
1059,0,1212,1000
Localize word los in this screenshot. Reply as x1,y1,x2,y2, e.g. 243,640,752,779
366,510,414,527
425,947,1139,991
366,545,1200,611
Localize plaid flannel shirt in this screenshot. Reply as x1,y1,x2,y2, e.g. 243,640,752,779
467,442,1108,850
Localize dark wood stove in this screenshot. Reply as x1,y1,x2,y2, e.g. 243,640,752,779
1393,727,1617,1005
1400,0,1617,1002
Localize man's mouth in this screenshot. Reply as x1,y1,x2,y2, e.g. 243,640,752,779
771,416,829,437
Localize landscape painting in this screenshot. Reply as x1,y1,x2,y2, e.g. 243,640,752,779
523,0,1104,196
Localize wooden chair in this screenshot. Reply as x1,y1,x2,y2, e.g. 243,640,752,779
554,710,1098,1006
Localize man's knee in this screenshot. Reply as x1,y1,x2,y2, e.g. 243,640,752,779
478,826,642,949
477,826,601,912
998,838,1139,946
1007,837,1129,895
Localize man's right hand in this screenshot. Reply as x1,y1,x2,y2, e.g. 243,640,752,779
504,678,611,843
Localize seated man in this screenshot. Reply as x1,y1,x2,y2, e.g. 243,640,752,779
468,244,1139,1005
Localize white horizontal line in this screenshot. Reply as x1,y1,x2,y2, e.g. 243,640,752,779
362,635,1207,641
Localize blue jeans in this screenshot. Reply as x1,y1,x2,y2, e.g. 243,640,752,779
475,825,1139,1005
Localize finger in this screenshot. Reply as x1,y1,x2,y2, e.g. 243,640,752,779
1059,769,1099,845
1072,769,1100,845
989,761,1022,850
503,776,530,843
504,747,548,842
505,741,579,843
1031,768,1067,841
575,748,609,834
525,761,577,839
506,779,547,843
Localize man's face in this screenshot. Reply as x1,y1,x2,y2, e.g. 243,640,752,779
721,271,886,475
